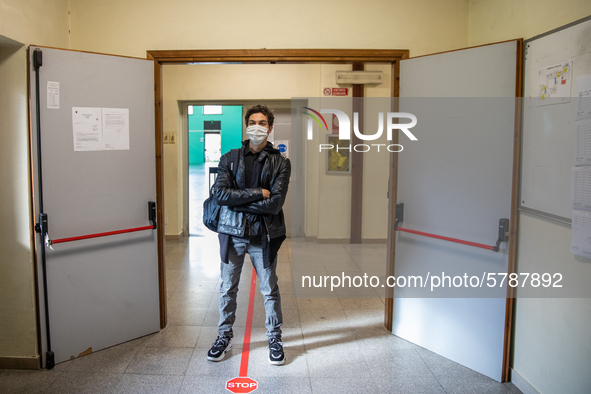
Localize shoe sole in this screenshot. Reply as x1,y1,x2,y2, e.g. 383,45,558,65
268,356,285,365
207,343,232,362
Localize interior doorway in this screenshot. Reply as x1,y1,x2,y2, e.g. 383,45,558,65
184,100,302,238
188,104,242,236
150,49,406,333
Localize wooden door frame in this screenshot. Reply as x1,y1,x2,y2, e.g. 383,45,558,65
145,48,408,333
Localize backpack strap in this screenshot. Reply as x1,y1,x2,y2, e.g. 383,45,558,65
228,148,240,186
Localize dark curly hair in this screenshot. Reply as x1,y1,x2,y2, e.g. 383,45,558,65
245,104,274,127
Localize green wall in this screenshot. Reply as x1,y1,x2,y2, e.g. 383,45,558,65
188,105,243,164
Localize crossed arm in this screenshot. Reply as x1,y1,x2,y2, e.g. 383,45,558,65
211,153,291,216
232,158,291,216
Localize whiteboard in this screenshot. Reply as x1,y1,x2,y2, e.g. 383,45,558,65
521,16,591,222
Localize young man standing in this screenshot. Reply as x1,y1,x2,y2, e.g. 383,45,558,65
207,105,291,365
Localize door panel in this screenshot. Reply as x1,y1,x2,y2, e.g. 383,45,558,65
394,41,519,381
29,46,159,365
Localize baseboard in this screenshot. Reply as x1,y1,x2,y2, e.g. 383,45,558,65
165,234,182,241
511,368,540,394
0,356,40,370
316,238,349,244
361,238,387,244
305,237,387,244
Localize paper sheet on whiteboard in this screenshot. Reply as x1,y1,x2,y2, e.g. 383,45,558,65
572,166,591,210
574,119,591,165
571,210,591,257
576,74,591,121
72,107,103,151
537,60,572,106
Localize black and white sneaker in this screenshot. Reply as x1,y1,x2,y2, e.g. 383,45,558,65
207,336,232,361
268,338,285,365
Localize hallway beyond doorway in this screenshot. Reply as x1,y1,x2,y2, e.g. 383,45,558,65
189,163,217,237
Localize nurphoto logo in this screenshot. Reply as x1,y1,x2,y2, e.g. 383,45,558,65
302,107,418,152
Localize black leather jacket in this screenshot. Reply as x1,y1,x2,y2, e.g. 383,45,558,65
212,140,291,240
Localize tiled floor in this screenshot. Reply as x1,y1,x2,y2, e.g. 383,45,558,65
0,236,523,393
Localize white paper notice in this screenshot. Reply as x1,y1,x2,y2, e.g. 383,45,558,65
275,140,290,158
537,60,573,106
576,74,591,121
47,81,60,109
571,75,591,257
72,107,103,151
572,166,591,210
571,210,591,258
102,108,130,150
575,119,591,165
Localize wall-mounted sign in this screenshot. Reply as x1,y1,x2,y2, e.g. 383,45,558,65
47,81,60,109
72,107,130,151
275,140,289,159
323,87,349,96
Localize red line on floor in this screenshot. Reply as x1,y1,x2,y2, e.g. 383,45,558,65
239,266,257,377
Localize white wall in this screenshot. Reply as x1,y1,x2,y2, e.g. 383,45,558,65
0,0,70,362
70,0,469,59
362,64,393,241
513,215,591,393
0,0,70,47
0,42,38,360
469,0,591,46
469,1,591,393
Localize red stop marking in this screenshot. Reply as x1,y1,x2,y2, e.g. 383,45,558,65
226,377,258,393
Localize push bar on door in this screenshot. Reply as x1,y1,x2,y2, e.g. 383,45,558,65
46,202,157,247
394,203,509,252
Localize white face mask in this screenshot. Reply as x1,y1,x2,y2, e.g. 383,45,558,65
246,125,269,145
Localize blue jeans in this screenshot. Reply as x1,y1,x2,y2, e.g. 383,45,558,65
218,236,283,340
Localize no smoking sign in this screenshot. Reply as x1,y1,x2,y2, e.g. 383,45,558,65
323,87,349,96
226,377,258,393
